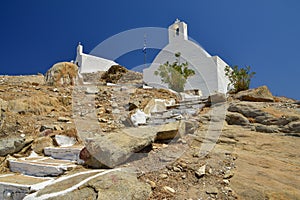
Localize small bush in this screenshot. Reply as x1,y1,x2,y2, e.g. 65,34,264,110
154,52,195,92
225,65,256,93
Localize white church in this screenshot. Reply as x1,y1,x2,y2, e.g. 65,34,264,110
75,19,230,96
75,42,118,73
143,19,230,96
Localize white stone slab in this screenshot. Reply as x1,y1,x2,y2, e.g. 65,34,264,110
0,174,53,200
54,135,76,147
8,157,77,177
44,146,84,164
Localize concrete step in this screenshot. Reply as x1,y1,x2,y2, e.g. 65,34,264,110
44,146,84,164
8,157,77,177
0,173,53,200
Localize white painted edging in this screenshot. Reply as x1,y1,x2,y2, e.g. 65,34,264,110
24,168,121,200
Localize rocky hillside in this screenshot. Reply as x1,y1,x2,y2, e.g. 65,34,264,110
0,66,299,200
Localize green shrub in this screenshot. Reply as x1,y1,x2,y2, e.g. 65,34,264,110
154,52,195,92
225,65,256,93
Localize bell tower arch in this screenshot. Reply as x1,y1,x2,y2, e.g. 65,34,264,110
168,19,188,43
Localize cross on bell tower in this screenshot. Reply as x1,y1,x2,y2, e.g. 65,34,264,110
168,18,188,43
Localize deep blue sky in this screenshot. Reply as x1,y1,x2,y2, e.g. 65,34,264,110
0,0,299,100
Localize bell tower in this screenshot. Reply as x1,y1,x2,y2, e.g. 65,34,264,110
168,19,188,43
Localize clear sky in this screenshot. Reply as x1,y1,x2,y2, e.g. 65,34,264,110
0,0,299,100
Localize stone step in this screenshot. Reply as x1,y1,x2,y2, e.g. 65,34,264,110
44,146,84,164
8,157,77,177
0,173,53,200
167,101,206,109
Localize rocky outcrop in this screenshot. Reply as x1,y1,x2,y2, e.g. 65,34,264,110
235,86,274,102
228,102,267,118
228,101,300,134
45,62,78,86
281,121,300,134
254,124,279,133
226,112,250,126
101,65,143,84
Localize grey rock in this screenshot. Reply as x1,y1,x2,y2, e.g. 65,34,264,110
173,166,181,172
0,137,26,156
228,102,267,118
39,125,54,132
255,124,279,133
159,174,168,179
255,115,299,126
224,170,234,179
281,121,300,133
226,112,250,126
85,87,98,94
206,186,218,194
206,93,227,106
195,165,206,178
164,186,176,193
31,136,53,155
156,121,180,140
57,117,71,122
179,120,198,135
81,126,158,168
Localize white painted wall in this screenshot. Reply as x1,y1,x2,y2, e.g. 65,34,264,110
143,20,230,96
75,44,118,73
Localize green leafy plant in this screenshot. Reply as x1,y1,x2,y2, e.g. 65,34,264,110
225,65,256,93
154,52,195,92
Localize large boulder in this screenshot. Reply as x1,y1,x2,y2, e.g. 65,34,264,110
45,62,78,86
80,126,158,168
235,86,274,102
0,137,26,156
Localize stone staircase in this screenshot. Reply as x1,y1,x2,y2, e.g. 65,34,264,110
147,98,207,126
0,145,84,200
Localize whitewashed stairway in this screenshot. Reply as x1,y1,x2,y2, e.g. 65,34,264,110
0,145,84,199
